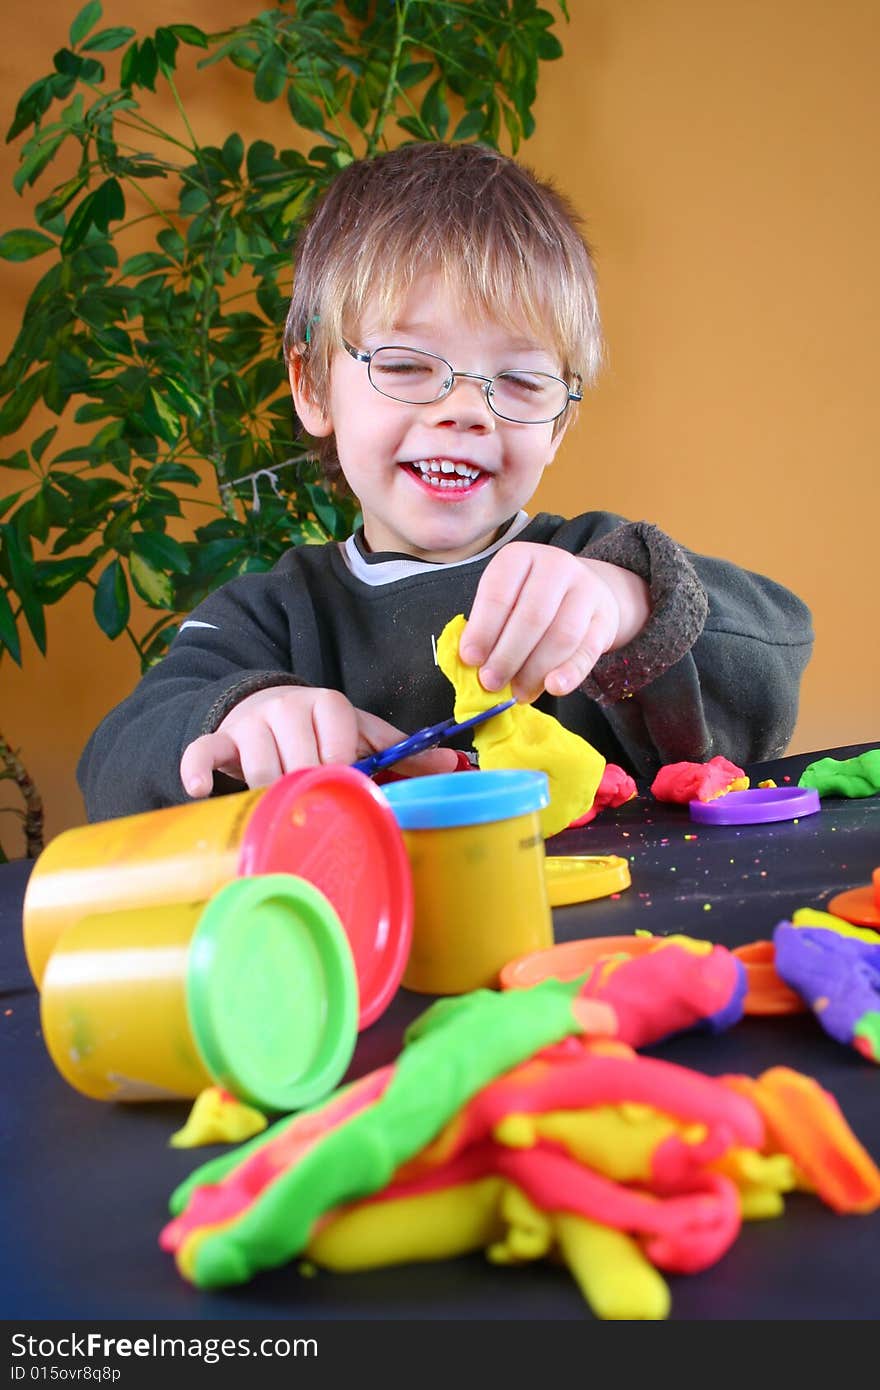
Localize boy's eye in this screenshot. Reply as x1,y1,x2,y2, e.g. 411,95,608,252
495,371,553,396
373,358,433,376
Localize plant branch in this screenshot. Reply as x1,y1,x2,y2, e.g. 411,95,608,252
0,731,44,858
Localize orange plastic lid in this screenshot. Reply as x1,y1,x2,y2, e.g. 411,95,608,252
827,868,880,929
731,940,807,1016
238,766,413,1030
500,934,654,991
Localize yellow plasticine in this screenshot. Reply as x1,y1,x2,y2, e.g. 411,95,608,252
791,907,880,943
436,614,605,838
711,1148,798,1220
758,779,778,789
169,1087,268,1149
553,1212,671,1321
307,1177,505,1271
488,1185,554,1263
493,1105,687,1185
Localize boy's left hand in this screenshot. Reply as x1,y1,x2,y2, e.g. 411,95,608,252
459,543,647,702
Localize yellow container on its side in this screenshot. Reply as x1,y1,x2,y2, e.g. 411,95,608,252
22,766,413,1031
24,788,262,988
382,770,553,995
40,875,358,1111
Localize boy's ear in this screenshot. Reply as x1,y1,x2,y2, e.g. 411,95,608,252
288,354,333,438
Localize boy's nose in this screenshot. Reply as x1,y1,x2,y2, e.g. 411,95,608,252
424,376,496,431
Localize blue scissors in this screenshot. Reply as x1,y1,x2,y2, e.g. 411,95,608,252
352,699,516,777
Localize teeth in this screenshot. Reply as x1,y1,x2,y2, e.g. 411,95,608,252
409,459,482,483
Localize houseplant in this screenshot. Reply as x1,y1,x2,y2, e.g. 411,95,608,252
0,0,569,852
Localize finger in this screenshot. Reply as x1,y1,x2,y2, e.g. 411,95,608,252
356,709,461,776
459,545,533,669
234,720,292,789
310,689,361,765
510,586,598,702
180,732,242,798
477,565,571,694
545,607,618,696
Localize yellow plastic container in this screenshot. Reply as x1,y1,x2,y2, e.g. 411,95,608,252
382,770,553,995
24,788,262,988
40,875,358,1111
23,767,412,1030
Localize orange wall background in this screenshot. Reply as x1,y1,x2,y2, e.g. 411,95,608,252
1,0,878,848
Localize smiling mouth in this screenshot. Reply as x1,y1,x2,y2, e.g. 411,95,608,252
403,458,488,491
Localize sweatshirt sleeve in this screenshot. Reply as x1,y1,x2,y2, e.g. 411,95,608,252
572,520,814,774
77,571,310,821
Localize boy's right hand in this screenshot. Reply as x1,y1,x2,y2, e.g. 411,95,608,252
179,685,459,798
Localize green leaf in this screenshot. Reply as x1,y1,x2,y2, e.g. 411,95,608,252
397,61,434,89
1,524,45,654
287,83,325,130
70,2,102,49
32,554,94,602
144,386,181,444
0,229,56,262
129,550,174,608
1,451,30,472
93,558,129,638
168,25,208,48
535,32,564,61
221,132,244,174
453,109,486,140
13,133,67,195
31,427,58,464
0,586,21,663
255,51,287,103
0,367,48,437
132,530,191,574
81,26,134,53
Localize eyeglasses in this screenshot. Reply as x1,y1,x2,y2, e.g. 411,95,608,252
342,341,582,425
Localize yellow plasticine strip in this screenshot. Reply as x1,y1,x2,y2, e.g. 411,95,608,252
436,614,605,838
307,1177,505,1271
791,907,880,943
723,1068,880,1214
493,1104,686,1185
711,1147,798,1220
170,1088,268,1149
552,1211,671,1321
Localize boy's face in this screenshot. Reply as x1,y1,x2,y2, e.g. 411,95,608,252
291,273,571,563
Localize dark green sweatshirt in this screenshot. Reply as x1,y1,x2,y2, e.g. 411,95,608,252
78,511,814,820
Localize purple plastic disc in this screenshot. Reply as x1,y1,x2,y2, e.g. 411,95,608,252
688,786,821,826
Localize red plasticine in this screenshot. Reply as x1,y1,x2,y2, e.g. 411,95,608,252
568,763,638,828
390,1041,765,1186
651,756,747,804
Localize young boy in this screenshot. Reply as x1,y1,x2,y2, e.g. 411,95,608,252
78,143,813,821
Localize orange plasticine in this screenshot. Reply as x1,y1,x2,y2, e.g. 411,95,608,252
721,1068,880,1214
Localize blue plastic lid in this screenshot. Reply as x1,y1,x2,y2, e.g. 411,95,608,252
381,769,549,829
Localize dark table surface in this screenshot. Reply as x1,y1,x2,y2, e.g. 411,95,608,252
2,742,879,1321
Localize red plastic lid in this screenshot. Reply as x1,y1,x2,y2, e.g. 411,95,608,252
238,767,413,1029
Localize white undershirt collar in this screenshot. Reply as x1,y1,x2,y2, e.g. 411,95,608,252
340,511,531,587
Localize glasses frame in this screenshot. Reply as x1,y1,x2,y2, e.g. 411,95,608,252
341,339,582,425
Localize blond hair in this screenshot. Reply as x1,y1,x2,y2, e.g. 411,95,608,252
285,142,602,484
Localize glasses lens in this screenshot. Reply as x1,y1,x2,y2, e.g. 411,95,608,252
368,347,450,403
489,371,570,423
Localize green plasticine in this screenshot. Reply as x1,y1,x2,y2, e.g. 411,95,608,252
854,1012,880,1061
798,749,880,798
175,976,589,1289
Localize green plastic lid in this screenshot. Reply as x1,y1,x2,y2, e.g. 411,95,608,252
185,874,358,1113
